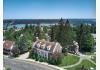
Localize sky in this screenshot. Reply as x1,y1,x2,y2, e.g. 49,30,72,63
3,0,96,19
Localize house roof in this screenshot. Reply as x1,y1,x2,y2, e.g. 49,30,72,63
3,40,15,49
33,39,60,52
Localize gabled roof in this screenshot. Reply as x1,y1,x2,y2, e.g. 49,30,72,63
33,39,59,52
3,40,15,49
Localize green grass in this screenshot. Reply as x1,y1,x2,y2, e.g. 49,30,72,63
58,54,80,66
66,60,96,70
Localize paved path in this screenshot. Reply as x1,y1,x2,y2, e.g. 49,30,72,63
78,52,96,65
16,52,29,59
87,59,96,65
4,56,59,70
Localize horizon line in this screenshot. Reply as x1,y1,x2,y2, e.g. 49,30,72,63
3,18,96,20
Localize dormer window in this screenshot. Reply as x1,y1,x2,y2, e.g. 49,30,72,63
41,44,46,49
37,43,40,48
47,45,51,51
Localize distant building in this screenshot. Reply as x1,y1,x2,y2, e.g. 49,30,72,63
32,39,62,59
68,41,79,54
85,23,92,26
3,40,15,55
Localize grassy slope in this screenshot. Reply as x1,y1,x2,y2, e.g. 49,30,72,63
67,60,96,70
59,54,80,66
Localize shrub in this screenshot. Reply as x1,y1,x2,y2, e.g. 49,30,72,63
11,47,20,57
6,67,11,70
48,53,62,65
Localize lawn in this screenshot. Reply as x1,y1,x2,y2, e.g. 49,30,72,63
58,54,80,66
66,60,96,70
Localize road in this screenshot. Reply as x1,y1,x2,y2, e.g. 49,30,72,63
4,56,59,70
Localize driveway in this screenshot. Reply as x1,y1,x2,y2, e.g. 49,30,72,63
16,52,29,59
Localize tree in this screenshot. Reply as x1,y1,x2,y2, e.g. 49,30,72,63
18,36,29,54
55,18,76,49
79,65,88,70
91,24,96,33
76,24,95,52
6,67,11,70
48,52,62,65
50,25,56,41
81,34,95,52
34,23,41,38
4,28,15,41
25,24,28,29
43,26,48,33
29,49,36,59
55,18,65,46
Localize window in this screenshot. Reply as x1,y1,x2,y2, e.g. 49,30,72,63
47,45,51,50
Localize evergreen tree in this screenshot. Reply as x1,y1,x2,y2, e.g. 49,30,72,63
50,25,56,41
25,24,28,29
18,35,29,54
76,24,95,52
91,24,96,33
34,22,41,38
55,18,64,46
55,18,76,48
